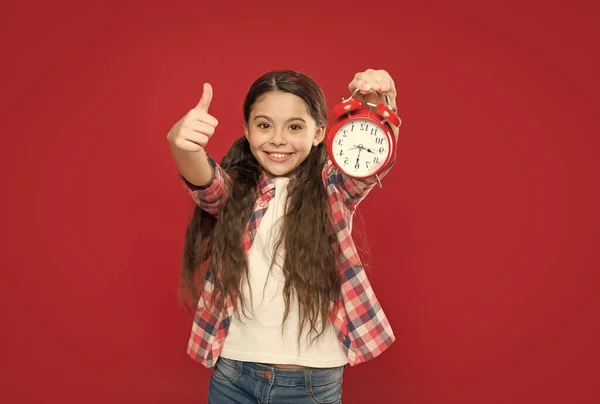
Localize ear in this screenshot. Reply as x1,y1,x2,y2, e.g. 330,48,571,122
313,124,326,146
244,123,249,140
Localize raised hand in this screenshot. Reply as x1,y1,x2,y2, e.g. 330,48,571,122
167,83,219,152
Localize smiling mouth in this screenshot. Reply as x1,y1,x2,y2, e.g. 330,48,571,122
265,152,293,161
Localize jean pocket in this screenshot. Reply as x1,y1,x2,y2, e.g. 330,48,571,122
211,357,241,383
308,373,343,404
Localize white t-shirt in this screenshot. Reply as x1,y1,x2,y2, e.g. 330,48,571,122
220,176,348,368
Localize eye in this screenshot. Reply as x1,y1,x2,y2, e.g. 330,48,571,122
289,124,302,131
257,123,270,130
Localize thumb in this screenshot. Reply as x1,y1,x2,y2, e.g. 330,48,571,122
195,83,213,112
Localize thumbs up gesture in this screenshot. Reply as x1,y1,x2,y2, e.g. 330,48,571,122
167,83,219,152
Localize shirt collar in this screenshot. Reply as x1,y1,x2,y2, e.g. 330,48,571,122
257,171,296,195
258,172,274,195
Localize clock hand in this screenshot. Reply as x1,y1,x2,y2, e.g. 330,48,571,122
355,148,363,167
352,144,375,154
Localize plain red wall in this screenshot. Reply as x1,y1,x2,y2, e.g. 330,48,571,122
2,0,598,403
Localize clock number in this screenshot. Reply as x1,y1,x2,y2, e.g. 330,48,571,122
343,157,349,165
371,128,378,136
375,137,384,144
366,162,370,169
374,157,380,163
351,124,354,132
355,162,360,169
337,139,344,146
339,150,344,156
342,130,347,137
379,147,385,154
360,123,368,131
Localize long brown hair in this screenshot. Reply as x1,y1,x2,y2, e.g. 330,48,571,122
179,70,341,343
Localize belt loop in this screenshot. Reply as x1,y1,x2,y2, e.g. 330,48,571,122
236,360,243,377
304,370,312,392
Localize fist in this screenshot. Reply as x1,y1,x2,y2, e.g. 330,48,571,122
348,69,397,110
167,83,219,152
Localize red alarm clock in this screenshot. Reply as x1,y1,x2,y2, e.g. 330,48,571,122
326,89,401,185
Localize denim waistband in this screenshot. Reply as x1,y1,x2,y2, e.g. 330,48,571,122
217,357,345,387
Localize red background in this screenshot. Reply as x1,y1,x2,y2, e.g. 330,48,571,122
1,0,598,403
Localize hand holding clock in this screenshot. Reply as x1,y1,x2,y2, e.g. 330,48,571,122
348,69,397,112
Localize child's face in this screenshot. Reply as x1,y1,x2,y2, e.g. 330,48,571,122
245,91,325,178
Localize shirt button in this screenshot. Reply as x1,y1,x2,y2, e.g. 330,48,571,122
216,337,223,343
259,202,265,207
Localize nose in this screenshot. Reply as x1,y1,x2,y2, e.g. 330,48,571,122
269,128,286,146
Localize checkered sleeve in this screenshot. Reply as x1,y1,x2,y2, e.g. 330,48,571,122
180,152,230,216
325,153,397,209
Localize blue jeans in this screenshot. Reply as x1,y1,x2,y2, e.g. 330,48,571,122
207,357,345,403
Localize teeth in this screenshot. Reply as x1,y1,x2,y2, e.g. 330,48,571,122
270,153,290,158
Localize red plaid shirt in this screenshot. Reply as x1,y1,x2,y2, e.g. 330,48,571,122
181,153,396,369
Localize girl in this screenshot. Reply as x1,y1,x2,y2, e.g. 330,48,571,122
167,69,399,403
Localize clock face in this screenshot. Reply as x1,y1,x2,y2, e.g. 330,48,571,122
330,119,391,177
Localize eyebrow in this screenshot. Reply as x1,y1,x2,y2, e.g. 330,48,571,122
253,115,306,123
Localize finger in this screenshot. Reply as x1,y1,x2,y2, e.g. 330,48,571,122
365,71,384,91
177,139,204,152
349,78,372,94
182,130,210,147
377,76,392,92
195,112,219,128
189,121,216,137
350,72,369,92
355,71,381,92
373,70,395,93
195,83,213,112
376,72,393,92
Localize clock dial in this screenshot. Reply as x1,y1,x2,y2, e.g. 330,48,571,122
331,119,390,176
